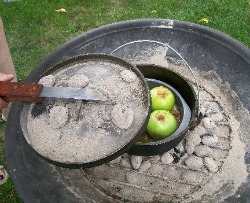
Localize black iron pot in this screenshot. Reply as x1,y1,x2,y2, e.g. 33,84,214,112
128,64,198,156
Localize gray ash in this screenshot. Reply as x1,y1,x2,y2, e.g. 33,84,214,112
31,100,55,118
82,67,248,203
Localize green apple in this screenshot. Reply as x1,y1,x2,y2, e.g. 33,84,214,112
146,110,177,140
150,86,175,111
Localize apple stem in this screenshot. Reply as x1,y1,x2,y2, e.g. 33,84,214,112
157,88,168,98
157,114,165,121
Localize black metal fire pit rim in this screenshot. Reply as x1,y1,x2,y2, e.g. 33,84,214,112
48,19,250,62
5,18,250,203
26,19,250,87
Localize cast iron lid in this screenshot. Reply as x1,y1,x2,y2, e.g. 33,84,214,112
20,54,151,168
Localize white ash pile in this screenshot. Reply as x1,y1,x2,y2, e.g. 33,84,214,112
83,69,247,203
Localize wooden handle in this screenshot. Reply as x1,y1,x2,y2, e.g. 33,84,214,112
0,81,44,102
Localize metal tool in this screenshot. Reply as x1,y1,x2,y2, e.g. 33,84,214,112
0,81,106,102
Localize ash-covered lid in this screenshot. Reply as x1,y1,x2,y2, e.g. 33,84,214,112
21,54,151,167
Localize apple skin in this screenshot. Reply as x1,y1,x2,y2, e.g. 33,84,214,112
150,86,175,111
146,110,177,140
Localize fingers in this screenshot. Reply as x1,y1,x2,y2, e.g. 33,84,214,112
0,73,14,119
0,73,14,107
0,72,14,82
0,73,14,106
2,106,10,120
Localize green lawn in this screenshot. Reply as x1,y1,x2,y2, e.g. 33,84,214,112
0,0,249,202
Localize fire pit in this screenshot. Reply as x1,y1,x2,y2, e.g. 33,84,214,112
5,19,250,202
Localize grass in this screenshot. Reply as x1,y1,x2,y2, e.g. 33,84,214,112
0,0,249,202
1,0,249,81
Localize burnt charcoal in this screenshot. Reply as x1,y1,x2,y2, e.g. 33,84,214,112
31,100,55,118
174,148,185,157
174,147,180,154
172,153,180,163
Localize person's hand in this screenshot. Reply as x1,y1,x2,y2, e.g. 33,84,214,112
0,72,15,120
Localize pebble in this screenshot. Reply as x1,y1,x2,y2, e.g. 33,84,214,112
204,157,219,173
201,133,218,147
179,153,189,165
162,166,179,179
185,142,196,155
121,158,132,169
149,155,161,162
38,75,55,87
125,172,135,183
131,155,143,170
121,153,129,159
161,152,174,164
185,128,203,154
181,171,202,184
139,160,152,172
206,108,224,121
168,148,175,155
175,140,185,153
148,163,164,176
186,126,205,146
48,106,68,129
193,125,207,136
68,74,89,88
185,155,204,171
194,145,213,157
203,117,216,129
209,125,230,139
111,105,134,129
120,70,137,83
109,156,121,165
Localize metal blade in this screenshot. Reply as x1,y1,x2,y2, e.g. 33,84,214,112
40,87,106,101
